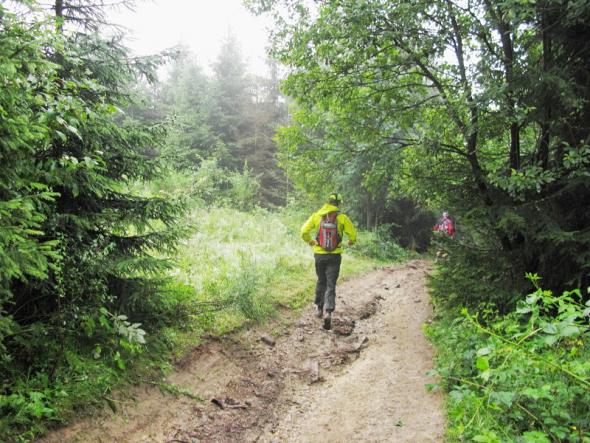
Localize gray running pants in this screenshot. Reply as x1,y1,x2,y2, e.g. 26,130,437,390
314,253,342,312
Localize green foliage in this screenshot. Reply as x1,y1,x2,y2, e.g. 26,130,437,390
174,206,310,325
143,160,262,210
226,165,262,212
250,1,590,441
428,233,521,312
0,2,401,441
1,373,64,441
215,255,272,324
155,48,221,168
153,40,289,207
428,277,590,442
0,6,61,315
250,0,590,305
351,226,414,262
0,3,186,440
0,190,387,441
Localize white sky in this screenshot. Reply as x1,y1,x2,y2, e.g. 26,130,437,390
108,0,273,76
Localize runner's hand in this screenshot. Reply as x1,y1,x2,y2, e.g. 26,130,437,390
348,241,354,246
309,240,318,246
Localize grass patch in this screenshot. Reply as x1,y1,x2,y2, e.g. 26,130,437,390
172,206,383,334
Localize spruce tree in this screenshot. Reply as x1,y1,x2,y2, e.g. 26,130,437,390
1,0,184,381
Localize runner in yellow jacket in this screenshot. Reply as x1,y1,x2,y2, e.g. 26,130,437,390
300,193,357,330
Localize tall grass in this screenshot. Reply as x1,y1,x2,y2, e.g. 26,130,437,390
171,205,381,335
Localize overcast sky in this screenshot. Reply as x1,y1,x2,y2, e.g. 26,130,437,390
108,0,273,76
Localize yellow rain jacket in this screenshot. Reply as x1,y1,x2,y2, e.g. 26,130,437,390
300,204,357,254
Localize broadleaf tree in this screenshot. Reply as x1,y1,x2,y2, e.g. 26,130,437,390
247,0,590,305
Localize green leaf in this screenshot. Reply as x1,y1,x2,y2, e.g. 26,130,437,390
56,130,67,141
521,431,551,443
66,124,82,140
480,370,491,382
516,305,532,314
489,391,515,407
477,347,492,356
559,325,580,337
473,431,502,443
476,356,490,371
522,387,551,400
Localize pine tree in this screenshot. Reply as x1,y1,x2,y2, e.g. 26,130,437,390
1,0,184,379
158,48,221,167
209,31,252,170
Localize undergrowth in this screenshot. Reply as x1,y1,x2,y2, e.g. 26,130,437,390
427,274,590,442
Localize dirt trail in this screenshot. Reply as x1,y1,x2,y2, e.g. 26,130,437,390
40,259,445,443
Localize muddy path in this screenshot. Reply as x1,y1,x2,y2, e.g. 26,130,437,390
40,259,445,443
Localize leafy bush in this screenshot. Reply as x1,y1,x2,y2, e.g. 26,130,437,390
351,226,413,262
428,276,590,442
427,232,521,313
226,166,261,211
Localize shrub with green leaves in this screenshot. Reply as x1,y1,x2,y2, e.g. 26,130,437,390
428,275,590,442
427,232,521,313
350,226,414,262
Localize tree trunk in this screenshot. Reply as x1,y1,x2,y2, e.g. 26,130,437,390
485,0,520,170
538,7,552,169
55,0,64,32
447,1,492,205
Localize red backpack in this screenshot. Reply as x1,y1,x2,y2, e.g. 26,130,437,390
317,212,340,251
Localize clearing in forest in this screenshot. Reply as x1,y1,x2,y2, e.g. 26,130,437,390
40,259,445,443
